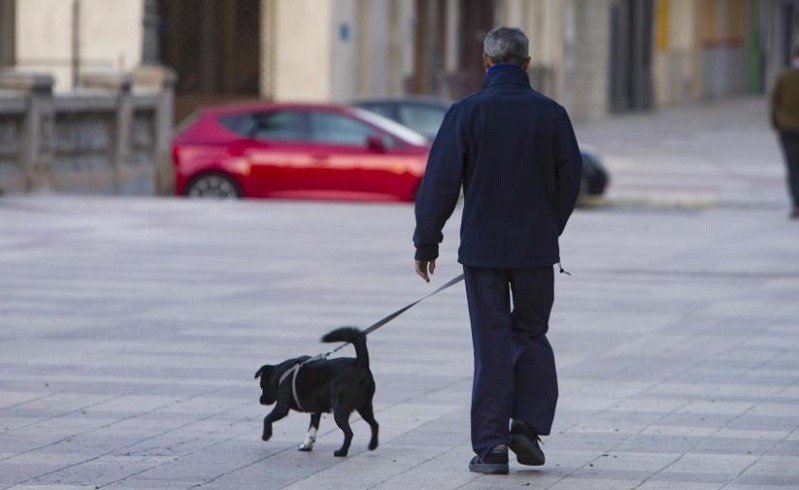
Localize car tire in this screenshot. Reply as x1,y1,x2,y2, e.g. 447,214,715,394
580,175,590,198
185,173,242,199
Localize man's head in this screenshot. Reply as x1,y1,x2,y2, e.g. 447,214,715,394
483,26,531,71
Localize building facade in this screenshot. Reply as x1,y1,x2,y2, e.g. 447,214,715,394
0,0,145,91
1,0,797,124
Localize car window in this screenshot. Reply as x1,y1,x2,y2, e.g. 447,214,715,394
358,103,396,120
397,105,447,139
354,108,429,147
252,111,308,141
218,113,258,136
309,112,376,146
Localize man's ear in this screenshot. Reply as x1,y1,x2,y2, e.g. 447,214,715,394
521,57,532,71
482,53,492,70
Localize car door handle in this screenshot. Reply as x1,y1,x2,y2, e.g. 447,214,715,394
311,154,330,161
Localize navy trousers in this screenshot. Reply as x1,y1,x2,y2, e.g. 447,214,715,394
779,131,799,207
463,265,558,460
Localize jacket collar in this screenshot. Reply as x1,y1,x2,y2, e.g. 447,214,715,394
484,64,530,88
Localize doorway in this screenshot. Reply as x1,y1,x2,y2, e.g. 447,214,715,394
609,0,654,112
156,0,262,123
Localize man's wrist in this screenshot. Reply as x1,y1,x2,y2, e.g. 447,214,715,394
414,244,439,261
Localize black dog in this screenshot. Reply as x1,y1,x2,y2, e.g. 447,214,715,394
254,327,378,457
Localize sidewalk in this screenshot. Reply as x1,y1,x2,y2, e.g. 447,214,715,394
576,96,788,208
1,97,798,490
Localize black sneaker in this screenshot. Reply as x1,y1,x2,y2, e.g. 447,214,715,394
468,444,509,474
509,420,545,466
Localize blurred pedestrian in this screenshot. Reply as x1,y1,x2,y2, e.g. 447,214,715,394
770,46,799,219
413,26,582,474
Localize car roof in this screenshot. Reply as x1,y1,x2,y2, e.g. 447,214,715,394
352,96,451,107
201,101,357,116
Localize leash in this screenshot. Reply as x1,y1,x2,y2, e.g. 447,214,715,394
278,274,465,410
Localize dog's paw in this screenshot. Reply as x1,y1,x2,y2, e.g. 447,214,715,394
261,430,272,442
298,444,313,452
333,449,348,457
368,440,378,451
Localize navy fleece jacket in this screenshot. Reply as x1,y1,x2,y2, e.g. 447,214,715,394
413,64,582,268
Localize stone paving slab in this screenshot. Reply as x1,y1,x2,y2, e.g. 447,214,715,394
1,193,798,490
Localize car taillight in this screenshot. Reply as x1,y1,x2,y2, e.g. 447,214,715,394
171,144,180,166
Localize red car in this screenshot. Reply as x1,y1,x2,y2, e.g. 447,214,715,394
172,102,431,202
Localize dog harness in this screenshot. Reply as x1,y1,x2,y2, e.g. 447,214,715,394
278,363,304,411
275,274,466,412
278,357,322,412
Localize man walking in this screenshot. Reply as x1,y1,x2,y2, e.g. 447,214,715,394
770,46,799,219
413,26,582,474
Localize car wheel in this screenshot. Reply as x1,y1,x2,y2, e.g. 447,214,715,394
580,175,590,198
185,173,242,199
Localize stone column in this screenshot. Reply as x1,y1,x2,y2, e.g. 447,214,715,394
0,71,55,192
133,66,176,196
568,0,611,121
82,72,133,194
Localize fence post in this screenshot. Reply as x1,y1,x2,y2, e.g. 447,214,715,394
82,73,132,194
0,71,55,192
133,66,176,196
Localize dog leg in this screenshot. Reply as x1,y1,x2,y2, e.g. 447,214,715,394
298,413,321,451
357,402,379,451
332,409,353,457
262,403,290,442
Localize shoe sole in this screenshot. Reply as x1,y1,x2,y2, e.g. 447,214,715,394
468,462,509,475
509,434,545,466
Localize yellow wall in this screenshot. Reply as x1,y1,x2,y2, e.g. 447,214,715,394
700,0,747,46
656,0,670,52
653,0,699,106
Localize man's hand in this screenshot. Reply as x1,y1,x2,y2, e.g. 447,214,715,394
415,259,436,283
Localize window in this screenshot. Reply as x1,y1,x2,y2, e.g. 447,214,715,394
309,112,375,146
218,113,258,136
358,103,396,120
218,111,308,141
252,112,308,141
398,105,446,139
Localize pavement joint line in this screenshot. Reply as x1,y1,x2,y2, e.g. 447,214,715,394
635,402,762,489
558,398,697,490
0,390,65,416
327,442,465,490
572,268,799,280
191,376,473,489
597,198,790,210
546,320,785,487
0,383,165,462
631,343,797,489
99,409,271,489
635,318,786,400
2,385,238,489
2,160,798,489
184,440,320,490
102,374,470,489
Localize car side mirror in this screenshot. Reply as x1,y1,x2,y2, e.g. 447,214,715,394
366,135,387,152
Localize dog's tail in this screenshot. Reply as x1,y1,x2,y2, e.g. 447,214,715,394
321,327,369,371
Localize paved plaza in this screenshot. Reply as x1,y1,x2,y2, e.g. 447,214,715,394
1,97,798,489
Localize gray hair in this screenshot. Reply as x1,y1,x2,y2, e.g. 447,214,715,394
483,26,529,65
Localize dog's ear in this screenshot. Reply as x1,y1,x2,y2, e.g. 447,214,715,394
254,365,273,379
